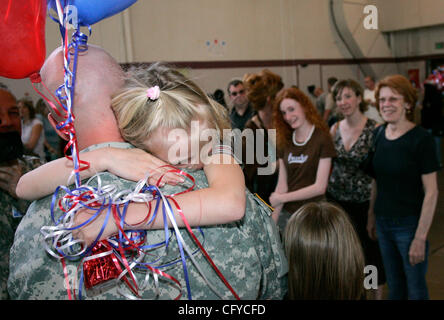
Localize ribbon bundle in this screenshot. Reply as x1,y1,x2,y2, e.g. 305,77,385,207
41,169,239,300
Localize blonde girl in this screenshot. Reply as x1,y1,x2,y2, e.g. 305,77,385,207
17,62,246,244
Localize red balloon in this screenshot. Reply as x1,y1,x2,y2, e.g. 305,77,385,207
0,0,46,79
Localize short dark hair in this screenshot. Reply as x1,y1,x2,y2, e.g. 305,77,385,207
333,79,368,113
307,85,316,96
227,79,243,94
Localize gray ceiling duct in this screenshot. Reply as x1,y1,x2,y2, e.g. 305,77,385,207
329,0,376,79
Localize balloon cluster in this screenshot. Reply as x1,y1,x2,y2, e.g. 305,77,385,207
47,0,138,27
0,0,46,79
0,0,137,79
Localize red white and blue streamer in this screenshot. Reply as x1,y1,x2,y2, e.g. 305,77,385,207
37,2,239,300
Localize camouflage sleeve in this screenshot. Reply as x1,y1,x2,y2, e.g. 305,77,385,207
13,156,44,214
158,172,288,300
1,156,43,299
246,194,288,299
21,155,43,171
0,192,17,299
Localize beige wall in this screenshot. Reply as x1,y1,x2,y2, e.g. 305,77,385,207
1,0,443,104
342,0,393,58
376,0,444,31
127,0,345,62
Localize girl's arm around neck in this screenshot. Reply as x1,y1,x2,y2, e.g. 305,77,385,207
75,154,247,245
132,153,246,227
16,148,109,200
16,147,185,201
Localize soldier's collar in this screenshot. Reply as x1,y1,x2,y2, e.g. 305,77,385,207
80,141,134,154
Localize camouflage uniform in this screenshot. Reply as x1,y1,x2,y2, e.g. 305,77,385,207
0,156,42,299
8,143,287,300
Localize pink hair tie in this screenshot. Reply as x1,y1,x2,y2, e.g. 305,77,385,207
146,85,160,101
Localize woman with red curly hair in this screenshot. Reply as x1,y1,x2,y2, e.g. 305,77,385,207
242,69,283,204
269,87,336,231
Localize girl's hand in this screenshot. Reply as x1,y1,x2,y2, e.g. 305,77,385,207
73,202,152,246
269,192,284,208
72,206,118,246
103,148,185,186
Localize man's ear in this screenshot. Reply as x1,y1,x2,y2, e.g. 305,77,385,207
48,113,69,141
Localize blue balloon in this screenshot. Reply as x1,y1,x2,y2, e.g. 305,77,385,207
48,0,137,26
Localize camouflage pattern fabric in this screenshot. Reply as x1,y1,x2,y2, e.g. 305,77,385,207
0,156,42,300
7,154,287,300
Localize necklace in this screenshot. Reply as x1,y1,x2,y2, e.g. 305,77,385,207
292,125,315,146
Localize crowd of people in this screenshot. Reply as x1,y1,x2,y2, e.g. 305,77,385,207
0,43,442,300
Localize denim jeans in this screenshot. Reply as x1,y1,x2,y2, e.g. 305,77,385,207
375,215,429,300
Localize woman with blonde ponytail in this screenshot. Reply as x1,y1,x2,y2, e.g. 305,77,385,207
17,62,248,241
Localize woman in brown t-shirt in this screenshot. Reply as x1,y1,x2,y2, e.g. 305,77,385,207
270,87,336,231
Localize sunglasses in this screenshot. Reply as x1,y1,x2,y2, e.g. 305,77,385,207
230,89,245,97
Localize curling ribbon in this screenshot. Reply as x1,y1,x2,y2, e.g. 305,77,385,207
43,167,239,300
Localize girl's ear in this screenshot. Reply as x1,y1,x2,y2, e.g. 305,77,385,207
47,113,70,141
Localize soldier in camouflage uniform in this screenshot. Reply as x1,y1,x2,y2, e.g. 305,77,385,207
9,144,287,299
7,46,287,299
0,88,43,299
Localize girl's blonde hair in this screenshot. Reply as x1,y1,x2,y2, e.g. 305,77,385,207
283,202,365,300
111,62,230,149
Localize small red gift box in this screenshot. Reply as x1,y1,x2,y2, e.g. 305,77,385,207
83,241,120,290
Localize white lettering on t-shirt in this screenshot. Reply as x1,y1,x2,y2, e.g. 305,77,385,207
288,152,308,164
